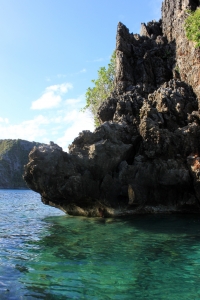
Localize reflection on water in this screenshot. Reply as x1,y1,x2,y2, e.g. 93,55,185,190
1,190,200,299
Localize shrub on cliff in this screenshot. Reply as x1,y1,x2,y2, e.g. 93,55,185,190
82,51,116,126
185,8,200,48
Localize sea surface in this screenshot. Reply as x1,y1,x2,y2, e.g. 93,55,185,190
1,190,200,299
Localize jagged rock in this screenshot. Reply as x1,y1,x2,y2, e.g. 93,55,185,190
24,0,200,216
115,21,173,95
162,0,200,103
140,20,163,38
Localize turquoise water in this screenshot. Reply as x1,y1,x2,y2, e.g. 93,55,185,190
1,191,200,299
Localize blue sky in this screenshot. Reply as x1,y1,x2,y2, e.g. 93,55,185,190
0,0,162,151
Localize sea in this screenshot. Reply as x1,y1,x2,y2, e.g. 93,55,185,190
1,190,200,299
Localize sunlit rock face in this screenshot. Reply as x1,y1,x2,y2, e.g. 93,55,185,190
24,0,200,217
162,0,200,104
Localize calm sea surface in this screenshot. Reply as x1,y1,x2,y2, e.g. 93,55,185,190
1,190,200,299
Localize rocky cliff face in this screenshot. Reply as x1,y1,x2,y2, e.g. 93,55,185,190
24,0,200,217
162,0,200,103
0,139,43,189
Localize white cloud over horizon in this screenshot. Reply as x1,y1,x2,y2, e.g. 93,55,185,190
55,94,94,150
0,93,95,151
31,82,73,110
56,109,94,151
64,95,83,106
0,117,9,124
0,115,49,142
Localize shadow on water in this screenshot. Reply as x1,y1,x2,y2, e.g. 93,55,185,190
123,213,200,235
13,213,200,299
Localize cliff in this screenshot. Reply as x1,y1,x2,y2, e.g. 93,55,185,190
162,0,200,103
24,0,200,217
0,139,42,189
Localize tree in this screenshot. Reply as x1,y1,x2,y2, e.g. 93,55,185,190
82,51,116,126
185,8,200,48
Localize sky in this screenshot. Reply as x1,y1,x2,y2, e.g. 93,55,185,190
0,0,163,151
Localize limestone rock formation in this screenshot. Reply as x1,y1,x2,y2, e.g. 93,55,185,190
24,0,200,216
162,0,200,102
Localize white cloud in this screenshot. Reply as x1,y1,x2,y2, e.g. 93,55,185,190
31,82,73,110
0,117,9,124
31,92,61,110
47,83,72,94
0,115,49,142
0,94,94,151
56,110,94,151
65,98,81,105
64,95,84,106
54,95,94,150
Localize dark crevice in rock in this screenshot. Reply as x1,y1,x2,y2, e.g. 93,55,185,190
190,0,200,10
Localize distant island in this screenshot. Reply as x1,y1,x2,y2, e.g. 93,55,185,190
0,139,42,189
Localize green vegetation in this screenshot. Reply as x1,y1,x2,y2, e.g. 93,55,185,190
174,65,180,72
0,139,16,157
174,64,180,76
82,51,116,126
0,139,42,188
185,8,200,48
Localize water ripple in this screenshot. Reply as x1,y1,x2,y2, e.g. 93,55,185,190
1,190,200,299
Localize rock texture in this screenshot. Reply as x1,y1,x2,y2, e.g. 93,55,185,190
0,139,43,188
162,0,200,102
24,0,200,217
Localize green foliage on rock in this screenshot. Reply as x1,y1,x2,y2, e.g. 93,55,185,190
82,51,116,126
185,8,200,48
